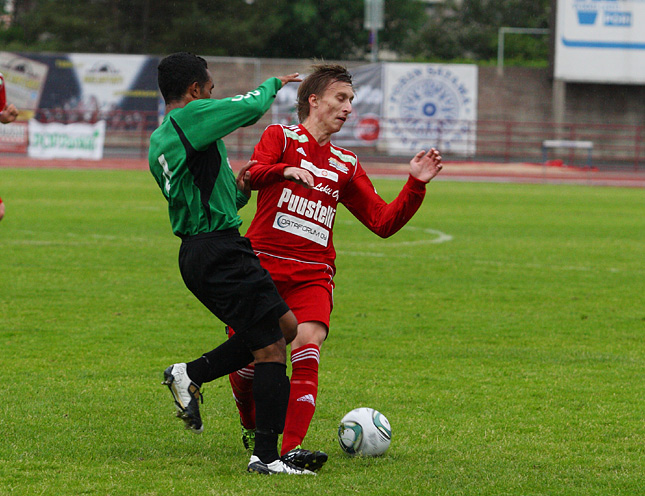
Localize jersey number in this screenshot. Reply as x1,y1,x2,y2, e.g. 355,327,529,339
231,90,261,102
158,154,172,195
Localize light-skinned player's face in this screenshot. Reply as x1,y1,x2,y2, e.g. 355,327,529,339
311,80,354,134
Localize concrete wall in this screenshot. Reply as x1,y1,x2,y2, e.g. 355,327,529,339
478,66,645,126
205,57,644,127
202,57,643,165
565,81,645,126
478,67,555,123
205,57,363,100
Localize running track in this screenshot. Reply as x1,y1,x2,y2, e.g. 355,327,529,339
1,156,644,188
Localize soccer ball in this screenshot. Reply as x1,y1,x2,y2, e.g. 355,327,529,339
338,407,392,456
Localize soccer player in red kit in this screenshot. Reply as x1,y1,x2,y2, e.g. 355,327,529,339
1,72,19,222
0,73,19,124
228,64,443,471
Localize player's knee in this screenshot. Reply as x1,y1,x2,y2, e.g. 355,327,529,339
253,338,287,364
292,321,328,349
279,310,298,344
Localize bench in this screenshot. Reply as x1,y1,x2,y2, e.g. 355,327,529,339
542,140,594,168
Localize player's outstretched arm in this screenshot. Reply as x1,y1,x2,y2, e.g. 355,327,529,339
277,73,302,87
409,148,443,183
0,104,19,124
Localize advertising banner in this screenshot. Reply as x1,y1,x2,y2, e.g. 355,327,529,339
335,63,383,147
555,0,645,83
383,63,478,156
0,52,49,120
28,120,106,160
1,52,158,123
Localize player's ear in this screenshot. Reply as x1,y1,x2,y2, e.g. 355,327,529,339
308,94,318,109
188,81,201,99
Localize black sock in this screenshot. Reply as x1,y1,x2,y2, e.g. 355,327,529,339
252,362,290,464
186,333,254,386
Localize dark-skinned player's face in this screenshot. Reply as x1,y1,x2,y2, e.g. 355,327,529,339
198,70,214,99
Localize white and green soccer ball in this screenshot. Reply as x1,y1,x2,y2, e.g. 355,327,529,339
338,407,392,456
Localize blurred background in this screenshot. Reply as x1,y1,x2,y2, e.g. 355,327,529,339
0,0,643,173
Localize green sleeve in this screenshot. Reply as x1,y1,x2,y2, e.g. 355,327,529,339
173,77,283,151
236,189,250,210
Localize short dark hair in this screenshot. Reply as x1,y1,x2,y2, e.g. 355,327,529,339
157,52,210,105
296,64,353,123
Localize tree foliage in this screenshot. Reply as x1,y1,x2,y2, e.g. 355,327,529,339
404,0,551,62
2,0,550,63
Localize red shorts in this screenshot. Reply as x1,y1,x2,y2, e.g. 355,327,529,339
256,251,334,329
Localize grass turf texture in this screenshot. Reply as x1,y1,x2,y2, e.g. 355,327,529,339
1,168,643,495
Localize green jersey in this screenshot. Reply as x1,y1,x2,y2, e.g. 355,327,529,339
149,77,282,237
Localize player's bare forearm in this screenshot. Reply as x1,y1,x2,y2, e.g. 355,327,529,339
409,148,443,183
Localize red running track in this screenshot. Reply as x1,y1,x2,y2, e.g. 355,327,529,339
1,156,644,188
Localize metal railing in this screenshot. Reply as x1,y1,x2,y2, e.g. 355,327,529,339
22,110,645,171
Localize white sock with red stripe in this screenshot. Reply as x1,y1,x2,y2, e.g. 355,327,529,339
281,344,320,455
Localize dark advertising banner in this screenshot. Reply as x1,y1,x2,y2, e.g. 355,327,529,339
0,52,159,124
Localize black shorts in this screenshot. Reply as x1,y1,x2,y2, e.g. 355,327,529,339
178,229,288,351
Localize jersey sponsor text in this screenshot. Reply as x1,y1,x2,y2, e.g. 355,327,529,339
277,187,336,228
300,159,339,182
273,212,330,247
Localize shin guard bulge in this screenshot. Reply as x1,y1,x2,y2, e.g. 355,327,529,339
281,344,320,455
229,365,256,429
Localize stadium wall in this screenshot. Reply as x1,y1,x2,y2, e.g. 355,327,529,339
205,58,645,128
1,54,642,167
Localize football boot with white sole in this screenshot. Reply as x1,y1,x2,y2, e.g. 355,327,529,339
162,363,203,434
247,455,316,475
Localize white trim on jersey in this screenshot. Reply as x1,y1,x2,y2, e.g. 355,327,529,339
329,143,359,180
254,250,335,283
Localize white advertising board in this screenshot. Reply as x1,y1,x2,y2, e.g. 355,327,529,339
382,63,478,156
555,0,645,83
28,120,106,160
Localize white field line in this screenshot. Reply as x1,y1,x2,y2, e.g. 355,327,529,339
336,220,453,246
334,221,634,274
5,230,159,246
6,226,635,275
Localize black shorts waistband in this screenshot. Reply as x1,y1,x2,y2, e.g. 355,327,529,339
179,228,240,242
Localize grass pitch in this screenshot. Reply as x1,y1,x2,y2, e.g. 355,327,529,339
1,167,643,495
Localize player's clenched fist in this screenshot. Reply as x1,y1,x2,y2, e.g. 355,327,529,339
0,103,19,124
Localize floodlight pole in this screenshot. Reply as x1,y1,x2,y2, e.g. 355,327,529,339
497,27,550,76
365,0,384,63
370,29,379,63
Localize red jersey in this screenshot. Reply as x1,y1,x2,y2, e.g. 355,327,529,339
0,73,6,110
245,124,427,273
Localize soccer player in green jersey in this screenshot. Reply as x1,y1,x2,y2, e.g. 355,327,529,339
148,52,311,475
